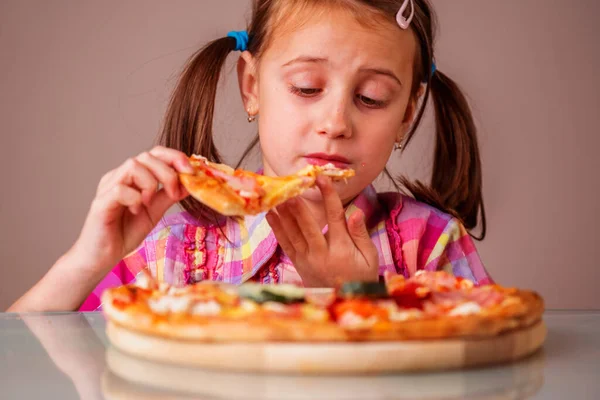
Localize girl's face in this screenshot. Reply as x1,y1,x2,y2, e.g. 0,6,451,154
240,7,419,204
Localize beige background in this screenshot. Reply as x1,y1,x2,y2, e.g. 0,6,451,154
1,0,598,310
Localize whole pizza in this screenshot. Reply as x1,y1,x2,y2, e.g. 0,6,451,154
101,270,544,343
102,159,545,372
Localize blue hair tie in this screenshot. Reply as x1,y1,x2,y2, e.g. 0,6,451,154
227,30,249,52
422,61,437,82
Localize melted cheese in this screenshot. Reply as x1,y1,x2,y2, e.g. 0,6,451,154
301,304,330,322
148,296,192,314
449,301,481,316
378,301,423,321
240,299,259,313
134,272,153,290
190,300,221,316
338,311,378,328
262,301,287,313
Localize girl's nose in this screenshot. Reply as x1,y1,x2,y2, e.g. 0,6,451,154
315,96,352,139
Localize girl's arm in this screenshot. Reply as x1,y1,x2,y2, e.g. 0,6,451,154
7,146,193,312
7,248,110,312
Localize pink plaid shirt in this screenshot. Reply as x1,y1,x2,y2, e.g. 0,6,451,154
80,185,492,311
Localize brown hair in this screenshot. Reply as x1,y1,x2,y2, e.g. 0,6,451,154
158,0,486,240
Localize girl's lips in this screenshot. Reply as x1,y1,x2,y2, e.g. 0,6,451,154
304,153,351,169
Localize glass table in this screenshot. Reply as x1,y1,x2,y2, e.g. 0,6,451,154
1,310,598,399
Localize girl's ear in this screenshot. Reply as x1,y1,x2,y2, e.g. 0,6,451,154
396,84,425,142
237,51,259,116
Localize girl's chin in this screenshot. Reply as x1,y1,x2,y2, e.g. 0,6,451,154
299,187,324,202
299,184,357,206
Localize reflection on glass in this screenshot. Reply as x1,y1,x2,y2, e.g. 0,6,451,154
21,312,545,400
102,346,545,400
22,313,106,400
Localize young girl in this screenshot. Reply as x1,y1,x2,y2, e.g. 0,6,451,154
8,0,492,313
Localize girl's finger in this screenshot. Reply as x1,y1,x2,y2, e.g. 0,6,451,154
265,210,296,260
136,151,181,200
286,198,327,251
96,146,192,198
148,146,195,174
96,168,118,196
97,158,157,204
145,188,181,226
92,184,143,216
347,209,378,268
316,176,349,238
273,202,308,254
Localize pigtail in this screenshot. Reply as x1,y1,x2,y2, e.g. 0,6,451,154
158,36,237,219
405,70,486,240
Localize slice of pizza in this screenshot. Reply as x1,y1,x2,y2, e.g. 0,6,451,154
178,155,355,216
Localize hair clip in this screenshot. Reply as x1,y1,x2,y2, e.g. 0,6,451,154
396,0,415,30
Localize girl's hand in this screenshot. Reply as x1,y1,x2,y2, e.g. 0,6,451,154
266,176,379,287
70,146,193,275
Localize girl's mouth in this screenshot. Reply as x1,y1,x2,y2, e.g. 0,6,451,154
304,153,351,169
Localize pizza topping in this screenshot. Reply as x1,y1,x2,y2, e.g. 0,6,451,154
134,269,158,290
186,283,240,306
467,287,505,308
305,289,336,307
148,295,192,314
166,286,188,296
239,283,305,304
377,300,423,321
448,301,482,316
190,155,265,199
295,163,355,180
240,299,260,313
337,311,379,329
111,288,138,310
338,281,388,299
262,302,304,318
300,304,331,322
456,277,475,290
430,291,465,310
330,299,388,322
190,300,221,316
261,301,288,313
390,281,431,310
216,170,264,198
413,270,460,292
377,300,424,322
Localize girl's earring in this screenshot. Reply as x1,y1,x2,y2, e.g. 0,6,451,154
395,142,403,151
247,107,257,123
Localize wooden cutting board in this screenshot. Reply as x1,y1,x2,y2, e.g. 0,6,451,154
103,345,545,400
106,320,546,374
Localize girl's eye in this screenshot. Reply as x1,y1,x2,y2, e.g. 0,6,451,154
357,94,386,108
289,86,322,97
